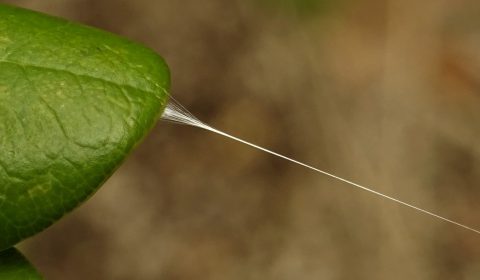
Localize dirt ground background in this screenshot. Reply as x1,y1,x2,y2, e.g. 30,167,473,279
4,0,480,279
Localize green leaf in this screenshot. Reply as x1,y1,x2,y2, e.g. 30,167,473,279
0,248,42,279
0,4,170,250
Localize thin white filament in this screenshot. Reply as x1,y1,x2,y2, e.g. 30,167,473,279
161,97,480,235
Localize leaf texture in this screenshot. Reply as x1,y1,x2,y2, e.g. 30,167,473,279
0,4,170,250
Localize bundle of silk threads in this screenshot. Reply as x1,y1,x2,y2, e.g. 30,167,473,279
161,96,480,235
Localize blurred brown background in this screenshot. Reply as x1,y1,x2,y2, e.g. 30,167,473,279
3,0,480,279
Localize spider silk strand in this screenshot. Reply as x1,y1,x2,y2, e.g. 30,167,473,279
161,97,480,235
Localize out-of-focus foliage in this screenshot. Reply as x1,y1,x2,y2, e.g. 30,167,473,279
257,0,341,16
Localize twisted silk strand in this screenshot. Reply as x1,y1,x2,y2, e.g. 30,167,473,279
161,97,480,235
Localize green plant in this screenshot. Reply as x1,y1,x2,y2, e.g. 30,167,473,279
0,248,41,279
0,4,170,277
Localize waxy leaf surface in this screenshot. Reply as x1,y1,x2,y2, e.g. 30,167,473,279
0,4,170,250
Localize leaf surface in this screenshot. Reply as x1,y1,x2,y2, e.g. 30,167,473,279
0,4,170,250
0,248,42,280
